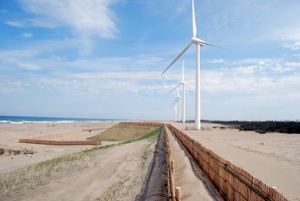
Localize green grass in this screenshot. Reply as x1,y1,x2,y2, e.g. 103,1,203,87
0,127,162,199
87,124,159,141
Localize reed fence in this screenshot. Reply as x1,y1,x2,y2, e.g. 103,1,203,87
119,121,166,127
27,131,90,140
19,139,101,146
164,126,175,200
167,125,287,201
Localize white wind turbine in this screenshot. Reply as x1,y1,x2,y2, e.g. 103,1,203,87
167,61,186,123
170,88,181,121
162,0,222,130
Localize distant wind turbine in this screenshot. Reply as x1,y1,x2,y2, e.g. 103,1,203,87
168,61,186,123
170,88,181,121
162,0,222,130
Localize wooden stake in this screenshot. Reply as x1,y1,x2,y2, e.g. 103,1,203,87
175,187,181,201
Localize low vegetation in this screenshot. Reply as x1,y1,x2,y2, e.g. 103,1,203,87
205,120,300,134
0,127,161,199
87,124,159,141
238,121,300,134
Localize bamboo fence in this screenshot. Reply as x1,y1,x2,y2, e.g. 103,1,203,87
163,125,176,201
119,121,166,127
19,129,102,146
167,125,288,201
19,139,101,146
27,131,90,140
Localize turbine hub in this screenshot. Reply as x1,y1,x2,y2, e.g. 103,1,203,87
191,37,205,46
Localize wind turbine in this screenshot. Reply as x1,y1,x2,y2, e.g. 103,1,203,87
162,0,221,130
167,61,186,123
170,88,181,121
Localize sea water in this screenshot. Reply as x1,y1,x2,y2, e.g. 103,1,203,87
0,115,124,124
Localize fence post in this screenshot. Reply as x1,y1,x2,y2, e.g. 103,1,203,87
171,159,175,201
175,187,181,201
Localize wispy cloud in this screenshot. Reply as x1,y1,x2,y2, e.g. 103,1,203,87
280,28,300,50
21,33,33,38
210,59,225,63
283,42,300,50
5,21,25,27
18,63,40,71
201,58,300,105
18,0,120,53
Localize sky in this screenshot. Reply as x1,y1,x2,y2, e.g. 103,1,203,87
0,0,300,121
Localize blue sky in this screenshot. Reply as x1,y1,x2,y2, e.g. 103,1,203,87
0,0,300,121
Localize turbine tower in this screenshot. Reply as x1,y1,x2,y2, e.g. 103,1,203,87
174,103,177,121
168,61,186,123
162,0,221,130
176,88,181,122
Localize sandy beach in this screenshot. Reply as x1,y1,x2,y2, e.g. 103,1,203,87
0,122,118,174
0,122,158,200
1,121,300,200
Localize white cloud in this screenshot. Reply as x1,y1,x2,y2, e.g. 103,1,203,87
234,65,258,75
19,0,120,53
5,21,24,27
18,63,40,71
279,28,300,50
285,62,300,68
20,0,118,38
270,64,293,73
21,33,33,38
210,59,225,63
283,42,300,50
199,57,300,105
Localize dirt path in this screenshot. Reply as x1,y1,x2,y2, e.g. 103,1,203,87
4,140,154,201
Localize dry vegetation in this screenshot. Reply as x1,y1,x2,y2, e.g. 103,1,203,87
88,124,159,141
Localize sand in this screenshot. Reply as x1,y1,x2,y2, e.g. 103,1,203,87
1,121,299,200
0,122,156,200
169,121,300,201
0,122,118,174
168,128,222,200
4,141,153,201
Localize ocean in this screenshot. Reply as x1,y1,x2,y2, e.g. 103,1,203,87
0,115,124,124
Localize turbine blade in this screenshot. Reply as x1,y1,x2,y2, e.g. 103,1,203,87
182,60,184,81
167,83,182,95
161,42,193,75
192,0,197,38
171,97,179,106
177,88,179,97
204,42,227,50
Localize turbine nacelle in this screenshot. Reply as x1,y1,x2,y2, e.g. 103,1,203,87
191,37,206,46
